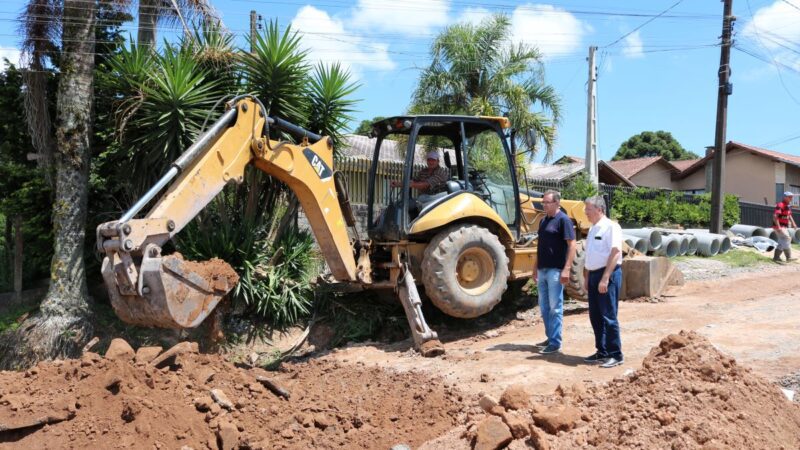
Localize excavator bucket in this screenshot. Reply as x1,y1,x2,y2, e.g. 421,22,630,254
101,250,239,329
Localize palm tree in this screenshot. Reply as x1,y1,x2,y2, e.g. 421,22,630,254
1,0,97,369
411,14,561,160
136,0,218,47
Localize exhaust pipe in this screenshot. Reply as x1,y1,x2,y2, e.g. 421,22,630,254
622,228,662,252
623,235,649,254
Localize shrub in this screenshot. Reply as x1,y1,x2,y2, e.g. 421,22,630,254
610,189,739,228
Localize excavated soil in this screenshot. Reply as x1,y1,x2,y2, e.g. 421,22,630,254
0,342,465,449
457,330,800,449
170,253,241,289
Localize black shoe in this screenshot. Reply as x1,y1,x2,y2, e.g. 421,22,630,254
583,352,607,364
600,357,624,368
535,339,549,349
540,345,561,355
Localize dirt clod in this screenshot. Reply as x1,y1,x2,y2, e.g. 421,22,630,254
134,346,163,364
478,394,499,412
499,384,530,410
474,415,513,450
104,338,135,362
210,389,234,410
531,405,581,434
150,341,199,369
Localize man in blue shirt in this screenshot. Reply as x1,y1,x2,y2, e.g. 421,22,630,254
535,190,576,354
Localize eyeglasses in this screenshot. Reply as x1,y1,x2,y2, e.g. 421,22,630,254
542,201,556,204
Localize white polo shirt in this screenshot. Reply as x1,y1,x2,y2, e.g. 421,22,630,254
585,216,623,271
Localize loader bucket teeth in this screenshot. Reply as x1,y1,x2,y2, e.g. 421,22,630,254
102,253,239,329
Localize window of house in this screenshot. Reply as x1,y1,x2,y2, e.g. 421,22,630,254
791,185,800,206
776,183,785,203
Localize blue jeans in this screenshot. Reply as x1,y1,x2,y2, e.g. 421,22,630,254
537,268,564,349
587,266,623,359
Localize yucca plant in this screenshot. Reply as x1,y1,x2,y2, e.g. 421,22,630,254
306,62,359,153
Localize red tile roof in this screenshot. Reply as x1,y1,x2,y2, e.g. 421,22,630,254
677,141,800,178
671,158,702,171
604,157,677,179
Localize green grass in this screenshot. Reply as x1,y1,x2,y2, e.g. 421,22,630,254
708,249,776,267
0,303,39,334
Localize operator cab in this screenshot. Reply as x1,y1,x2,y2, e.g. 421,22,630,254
366,115,521,242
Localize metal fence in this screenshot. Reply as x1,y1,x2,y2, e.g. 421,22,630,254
738,201,800,227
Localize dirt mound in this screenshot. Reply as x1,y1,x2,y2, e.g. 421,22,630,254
454,331,800,449
554,330,800,449
0,341,465,449
170,253,240,288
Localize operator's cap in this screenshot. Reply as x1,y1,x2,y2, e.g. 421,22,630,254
426,151,440,160
784,191,795,197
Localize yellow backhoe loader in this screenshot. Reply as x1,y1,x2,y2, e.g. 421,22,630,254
96,96,592,356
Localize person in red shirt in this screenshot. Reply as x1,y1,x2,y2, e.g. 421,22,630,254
773,191,797,262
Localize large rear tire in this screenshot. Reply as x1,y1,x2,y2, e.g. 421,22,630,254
422,225,510,318
564,239,588,302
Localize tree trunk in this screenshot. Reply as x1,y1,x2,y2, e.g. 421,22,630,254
13,215,23,301
0,0,96,370
4,218,11,289
137,0,158,47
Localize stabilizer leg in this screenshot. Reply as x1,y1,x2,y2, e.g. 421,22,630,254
397,264,445,357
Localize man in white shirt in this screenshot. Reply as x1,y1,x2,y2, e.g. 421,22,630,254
582,195,624,368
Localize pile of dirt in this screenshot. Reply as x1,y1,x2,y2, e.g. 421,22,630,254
170,253,240,289
0,339,465,449
457,330,800,449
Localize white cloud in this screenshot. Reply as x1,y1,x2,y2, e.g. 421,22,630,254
290,6,395,78
622,30,644,59
350,0,450,35
742,1,800,70
458,7,492,26
0,46,21,66
510,4,590,58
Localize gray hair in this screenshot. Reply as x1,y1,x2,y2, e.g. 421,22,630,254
585,195,606,213
543,189,561,203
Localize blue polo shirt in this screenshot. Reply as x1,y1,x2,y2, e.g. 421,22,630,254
536,210,576,269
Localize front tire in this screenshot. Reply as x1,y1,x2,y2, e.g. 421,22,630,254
422,225,510,318
564,239,588,302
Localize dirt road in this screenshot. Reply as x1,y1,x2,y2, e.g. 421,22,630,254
326,263,800,399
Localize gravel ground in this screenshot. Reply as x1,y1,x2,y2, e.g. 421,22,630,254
673,252,792,281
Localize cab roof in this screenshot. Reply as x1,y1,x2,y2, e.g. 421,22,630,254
371,115,511,139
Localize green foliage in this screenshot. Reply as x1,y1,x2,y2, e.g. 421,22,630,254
613,131,699,161
306,63,360,152
353,116,386,135
0,304,39,334
316,292,407,347
561,173,598,201
610,189,739,228
411,14,561,160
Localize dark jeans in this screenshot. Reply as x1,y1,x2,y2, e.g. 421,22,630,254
587,266,623,359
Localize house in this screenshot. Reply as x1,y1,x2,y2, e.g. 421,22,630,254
529,155,634,186
602,157,681,190
676,141,800,205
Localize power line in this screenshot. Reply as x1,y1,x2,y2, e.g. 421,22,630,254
603,0,686,48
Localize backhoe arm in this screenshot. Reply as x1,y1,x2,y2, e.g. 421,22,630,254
97,97,358,329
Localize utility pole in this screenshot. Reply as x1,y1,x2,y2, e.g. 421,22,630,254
710,0,735,233
250,10,257,53
585,46,598,187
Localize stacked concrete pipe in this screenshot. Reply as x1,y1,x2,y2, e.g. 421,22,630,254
654,234,681,257
729,224,769,238
621,228,662,252
683,234,699,256
683,229,729,256
788,228,800,244
675,235,690,256
623,235,650,254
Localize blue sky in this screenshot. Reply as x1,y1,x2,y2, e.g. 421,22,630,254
1,0,800,163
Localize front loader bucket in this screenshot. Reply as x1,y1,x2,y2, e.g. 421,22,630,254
102,252,239,329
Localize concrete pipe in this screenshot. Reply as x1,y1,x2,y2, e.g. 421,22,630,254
730,224,768,238
718,236,732,254
693,233,721,256
767,228,779,242
623,235,649,254
676,235,690,256
621,228,662,251
789,228,800,244
653,235,680,257
684,235,699,256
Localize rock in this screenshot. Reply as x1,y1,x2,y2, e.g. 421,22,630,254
210,389,234,410
390,445,411,450
480,373,491,383
216,421,240,450
474,416,513,450
488,405,506,417
499,385,530,410
479,394,499,412
105,338,135,361
193,396,214,412
531,405,581,435
314,414,335,430
135,346,163,364
150,342,199,369
501,411,529,439
528,425,550,450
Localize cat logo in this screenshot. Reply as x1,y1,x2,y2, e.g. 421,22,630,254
302,147,332,181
